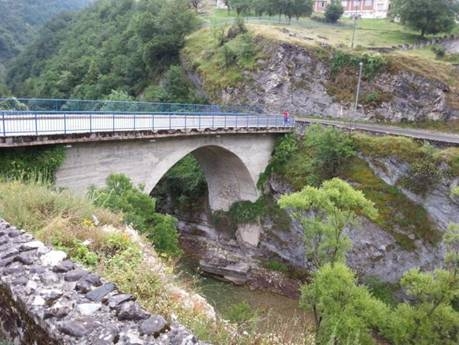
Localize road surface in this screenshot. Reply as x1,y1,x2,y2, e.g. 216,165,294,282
297,117,459,145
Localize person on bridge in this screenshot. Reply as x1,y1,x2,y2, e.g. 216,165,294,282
283,111,289,125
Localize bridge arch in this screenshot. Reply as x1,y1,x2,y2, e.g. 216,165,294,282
55,134,277,211
145,145,258,210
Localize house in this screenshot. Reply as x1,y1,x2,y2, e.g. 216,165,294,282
314,0,391,19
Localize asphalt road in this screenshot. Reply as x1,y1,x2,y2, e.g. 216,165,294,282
297,117,459,145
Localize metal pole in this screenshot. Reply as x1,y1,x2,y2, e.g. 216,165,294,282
354,62,363,112
1,112,5,136
35,113,38,135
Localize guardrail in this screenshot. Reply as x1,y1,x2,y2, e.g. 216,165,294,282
0,111,294,137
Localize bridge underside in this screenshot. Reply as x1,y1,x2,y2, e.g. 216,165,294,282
55,133,277,211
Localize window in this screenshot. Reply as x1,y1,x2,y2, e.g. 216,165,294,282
364,0,373,7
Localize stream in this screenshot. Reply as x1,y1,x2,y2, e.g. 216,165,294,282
177,259,312,343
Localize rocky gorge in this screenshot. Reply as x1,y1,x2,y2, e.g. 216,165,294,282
161,140,459,296
183,29,459,123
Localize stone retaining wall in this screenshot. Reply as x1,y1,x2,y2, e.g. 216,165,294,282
0,219,206,345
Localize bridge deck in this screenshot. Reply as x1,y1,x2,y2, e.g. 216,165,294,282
0,112,293,147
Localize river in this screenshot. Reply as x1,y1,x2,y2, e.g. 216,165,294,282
177,260,312,344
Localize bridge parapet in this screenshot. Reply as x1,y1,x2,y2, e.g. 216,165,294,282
0,99,294,147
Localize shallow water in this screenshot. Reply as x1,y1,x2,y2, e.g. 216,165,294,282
177,260,311,343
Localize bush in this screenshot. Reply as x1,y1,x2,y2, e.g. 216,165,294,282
325,0,344,23
431,45,446,59
90,174,182,257
224,301,258,328
0,146,65,182
331,51,387,79
263,259,288,273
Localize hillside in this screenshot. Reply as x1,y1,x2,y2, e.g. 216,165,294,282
6,0,200,101
182,20,459,125
0,0,91,88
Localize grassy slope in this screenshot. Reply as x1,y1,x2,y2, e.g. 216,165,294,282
0,180,308,345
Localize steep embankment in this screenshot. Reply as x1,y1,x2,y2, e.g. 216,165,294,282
182,25,459,123
154,128,459,288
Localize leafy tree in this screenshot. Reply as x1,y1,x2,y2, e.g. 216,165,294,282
90,174,182,257
391,0,457,37
7,0,199,100
303,124,356,185
278,178,377,269
301,262,390,344
325,0,344,23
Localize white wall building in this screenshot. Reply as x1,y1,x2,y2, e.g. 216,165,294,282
314,0,391,19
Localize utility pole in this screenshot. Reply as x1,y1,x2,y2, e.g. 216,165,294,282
354,61,363,112
350,0,360,48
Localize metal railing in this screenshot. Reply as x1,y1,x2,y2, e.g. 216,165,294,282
0,98,264,114
0,111,294,137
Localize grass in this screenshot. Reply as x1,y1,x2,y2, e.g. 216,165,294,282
0,179,311,345
182,26,266,101
340,157,441,249
206,9,459,49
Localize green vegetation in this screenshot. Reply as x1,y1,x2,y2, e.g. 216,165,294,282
153,155,207,213
0,0,89,86
266,126,355,189
183,19,264,101
279,178,377,269
90,174,182,257
263,259,289,272
0,146,65,182
7,0,199,99
324,0,344,24
264,128,443,249
340,157,440,249
223,301,259,329
227,0,313,22
391,0,457,37
280,178,459,345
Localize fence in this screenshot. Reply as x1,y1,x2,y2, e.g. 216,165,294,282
0,111,294,137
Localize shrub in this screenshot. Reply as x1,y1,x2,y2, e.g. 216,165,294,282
90,174,182,257
431,45,446,59
263,259,288,272
325,0,344,23
224,301,259,328
331,51,387,79
0,145,65,182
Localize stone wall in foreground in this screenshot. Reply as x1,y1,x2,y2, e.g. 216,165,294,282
0,219,206,345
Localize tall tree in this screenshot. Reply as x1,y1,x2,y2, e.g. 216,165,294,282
391,0,457,37
278,178,377,269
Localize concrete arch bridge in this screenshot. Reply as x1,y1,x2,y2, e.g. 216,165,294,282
0,98,293,210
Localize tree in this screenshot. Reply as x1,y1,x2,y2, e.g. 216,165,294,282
278,178,377,269
301,262,390,344
190,0,201,12
303,124,356,185
391,0,457,37
324,0,344,23
382,224,459,345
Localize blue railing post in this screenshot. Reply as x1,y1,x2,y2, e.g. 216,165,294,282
64,113,67,134
169,114,172,130
89,113,92,133
112,113,115,132
152,114,155,131
133,113,136,131
184,114,187,130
